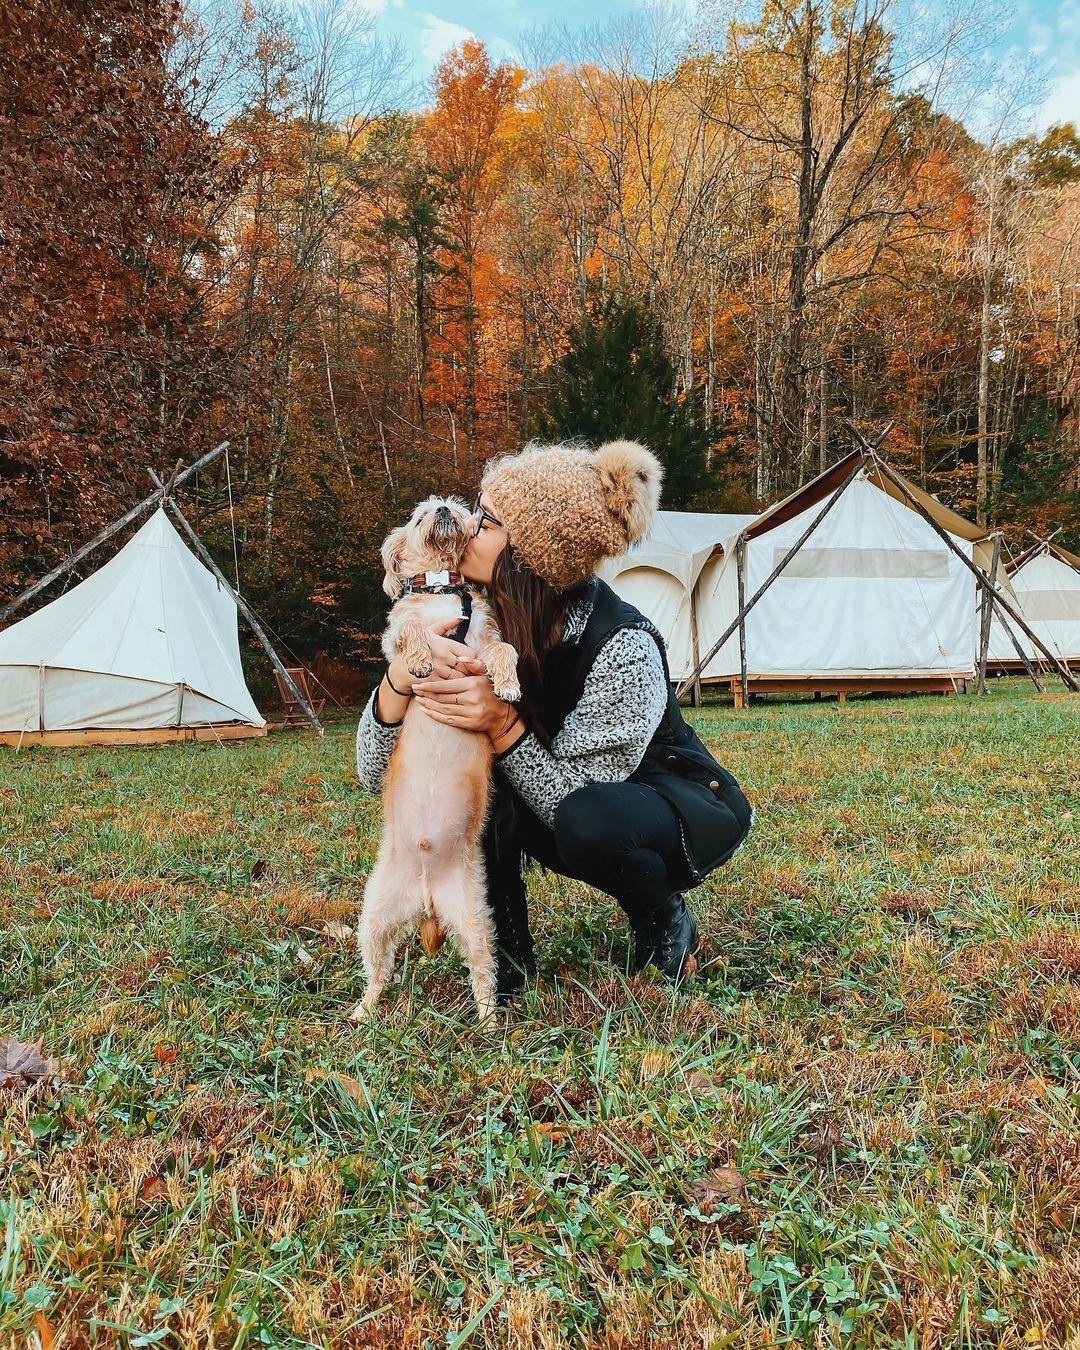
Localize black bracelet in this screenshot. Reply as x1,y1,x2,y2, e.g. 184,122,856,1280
384,667,410,698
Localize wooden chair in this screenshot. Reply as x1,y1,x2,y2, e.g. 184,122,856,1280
274,667,326,729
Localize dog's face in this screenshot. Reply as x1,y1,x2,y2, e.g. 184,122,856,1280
380,496,474,599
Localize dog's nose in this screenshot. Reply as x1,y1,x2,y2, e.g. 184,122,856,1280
436,505,453,521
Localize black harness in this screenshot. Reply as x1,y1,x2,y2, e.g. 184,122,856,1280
403,570,474,644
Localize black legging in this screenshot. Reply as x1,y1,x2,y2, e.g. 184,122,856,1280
482,777,693,973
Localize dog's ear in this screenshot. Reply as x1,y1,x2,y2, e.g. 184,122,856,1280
381,525,408,599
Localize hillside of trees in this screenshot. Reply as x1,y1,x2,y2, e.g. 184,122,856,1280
2,0,1078,664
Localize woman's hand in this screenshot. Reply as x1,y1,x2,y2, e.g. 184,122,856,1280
387,616,487,695
413,665,513,735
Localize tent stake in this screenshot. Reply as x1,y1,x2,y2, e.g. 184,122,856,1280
150,481,325,736
975,534,1000,694
676,459,864,700
870,454,1078,692
0,441,230,625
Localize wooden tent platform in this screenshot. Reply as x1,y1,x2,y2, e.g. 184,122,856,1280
712,675,967,709
0,724,268,748
986,659,1076,675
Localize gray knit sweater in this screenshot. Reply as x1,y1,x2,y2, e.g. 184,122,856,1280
355,585,668,827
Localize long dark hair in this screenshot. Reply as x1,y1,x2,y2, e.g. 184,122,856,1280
488,543,573,745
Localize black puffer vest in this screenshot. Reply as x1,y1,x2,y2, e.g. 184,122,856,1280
533,577,753,885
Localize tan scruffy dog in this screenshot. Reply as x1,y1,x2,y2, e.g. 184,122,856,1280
350,497,520,1022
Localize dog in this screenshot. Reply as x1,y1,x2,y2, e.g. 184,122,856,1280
350,496,520,1022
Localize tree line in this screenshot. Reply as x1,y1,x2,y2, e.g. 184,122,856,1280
1,0,1078,664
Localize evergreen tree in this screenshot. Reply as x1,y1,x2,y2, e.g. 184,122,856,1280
535,297,713,507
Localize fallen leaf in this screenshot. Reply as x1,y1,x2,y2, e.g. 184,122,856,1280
153,1045,179,1065
531,1121,571,1142
302,775,323,785
804,1114,844,1166
305,1067,365,1104
33,1311,54,1350
0,1036,60,1090
689,1166,747,1211
250,860,267,883
322,921,355,941
139,1173,170,1203
686,1070,724,1096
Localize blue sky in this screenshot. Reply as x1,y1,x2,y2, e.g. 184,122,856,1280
366,0,1079,133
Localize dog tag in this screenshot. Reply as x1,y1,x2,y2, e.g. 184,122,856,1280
426,570,451,586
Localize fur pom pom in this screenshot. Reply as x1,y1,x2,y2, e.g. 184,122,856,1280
594,440,663,543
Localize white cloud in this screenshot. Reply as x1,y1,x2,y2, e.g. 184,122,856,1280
1038,65,1080,127
417,13,477,67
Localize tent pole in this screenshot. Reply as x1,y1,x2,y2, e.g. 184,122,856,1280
151,482,325,736
975,533,1001,694
676,459,865,700
0,441,230,625
870,453,1079,693
736,534,749,710
688,590,702,707
993,597,1044,692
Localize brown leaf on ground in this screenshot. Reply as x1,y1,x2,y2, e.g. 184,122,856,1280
305,1067,366,1104
33,1312,55,1350
804,1114,845,1166
322,920,355,941
153,1045,179,1064
139,1173,170,1203
689,1166,747,1211
250,860,267,883
686,1070,725,1096
0,1036,61,1089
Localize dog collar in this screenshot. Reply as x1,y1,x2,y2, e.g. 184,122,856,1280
406,570,464,588
402,571,473,644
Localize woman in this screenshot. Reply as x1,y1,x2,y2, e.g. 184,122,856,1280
356,439,752,1004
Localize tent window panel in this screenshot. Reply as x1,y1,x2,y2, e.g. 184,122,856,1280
775,547,949,580
1020,590,1080,622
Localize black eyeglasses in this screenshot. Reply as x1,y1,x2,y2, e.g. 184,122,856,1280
472,492,503,537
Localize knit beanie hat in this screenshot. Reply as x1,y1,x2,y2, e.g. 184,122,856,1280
480,439,663,591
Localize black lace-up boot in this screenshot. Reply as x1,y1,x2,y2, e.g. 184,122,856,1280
494,929,535,1006
632,893,700,985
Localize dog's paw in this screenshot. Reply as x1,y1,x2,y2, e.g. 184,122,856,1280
346,999,374,1023
484,643,520,704
407,655,434,679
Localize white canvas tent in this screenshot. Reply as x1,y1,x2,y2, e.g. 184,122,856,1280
685,448,997,703
988,541,1080,671
0,508,267,745
601,510,755,681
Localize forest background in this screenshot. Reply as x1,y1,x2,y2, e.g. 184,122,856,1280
2,0,1078,687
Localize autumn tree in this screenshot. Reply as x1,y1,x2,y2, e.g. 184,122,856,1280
425,40,523,480
0,0,229,600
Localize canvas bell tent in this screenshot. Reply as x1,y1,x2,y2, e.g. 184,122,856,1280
0,509,267,745
601,510,754,685
987,540,1080,673
0,442,324,746
682,442,1004,705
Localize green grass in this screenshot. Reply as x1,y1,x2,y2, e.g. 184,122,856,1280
1,681,1078,1348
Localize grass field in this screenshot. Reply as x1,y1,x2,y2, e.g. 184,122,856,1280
1,682,1078,1348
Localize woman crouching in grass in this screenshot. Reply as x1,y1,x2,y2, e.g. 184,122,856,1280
356,440,752,1005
